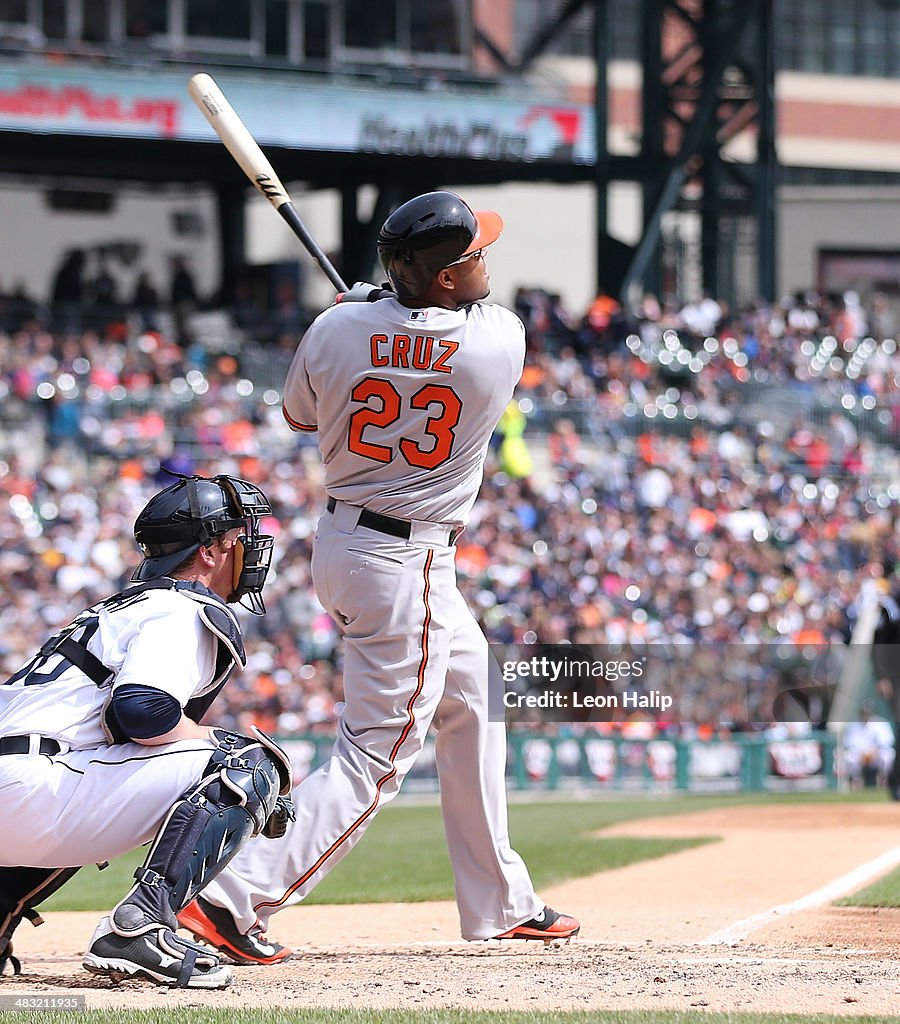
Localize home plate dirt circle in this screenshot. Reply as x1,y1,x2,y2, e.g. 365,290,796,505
9,803,900,1015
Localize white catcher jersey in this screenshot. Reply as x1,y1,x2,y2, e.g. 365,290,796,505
282,298,525,525
0,585,226,750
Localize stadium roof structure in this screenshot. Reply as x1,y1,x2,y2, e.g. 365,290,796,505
0,0,897,306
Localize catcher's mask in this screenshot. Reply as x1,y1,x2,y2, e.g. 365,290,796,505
132,473,275,614
376,191,502,300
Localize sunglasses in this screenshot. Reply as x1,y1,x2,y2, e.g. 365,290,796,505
443,248,484,269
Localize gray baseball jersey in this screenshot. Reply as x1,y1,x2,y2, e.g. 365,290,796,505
282,298,525,525
203,295,546,942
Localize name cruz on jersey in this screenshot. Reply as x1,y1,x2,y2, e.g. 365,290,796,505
369,335,458,372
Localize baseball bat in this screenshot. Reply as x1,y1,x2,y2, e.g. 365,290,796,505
187,72,348,293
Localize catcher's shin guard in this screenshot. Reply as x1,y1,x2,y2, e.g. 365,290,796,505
109,729,292,939
0,866,82,975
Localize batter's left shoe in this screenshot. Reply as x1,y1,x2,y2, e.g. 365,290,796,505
494,906,580,943
178,896,292,966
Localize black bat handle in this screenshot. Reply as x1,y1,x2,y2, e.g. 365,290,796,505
278,202,348,293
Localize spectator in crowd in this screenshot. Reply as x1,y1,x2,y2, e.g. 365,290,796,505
496,400,533,480
870,293,896,342
270,276,305,332
842,703,895,789
89,259,118,309
230,278,260,329
170,255,199,345
131,271,161,330
583,288,621,352
50,249,86,314
547,418,582,476
51,249,86,305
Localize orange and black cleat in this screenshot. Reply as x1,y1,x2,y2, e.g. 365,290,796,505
493,906,580,944
178,896,292,966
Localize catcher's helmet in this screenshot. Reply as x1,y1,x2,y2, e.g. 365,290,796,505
132,474,274,614
376,191,502,299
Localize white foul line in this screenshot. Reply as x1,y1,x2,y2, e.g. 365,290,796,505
700,844,900,945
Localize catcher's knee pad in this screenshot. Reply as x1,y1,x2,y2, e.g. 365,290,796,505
112,728,292,936
205,727,291,835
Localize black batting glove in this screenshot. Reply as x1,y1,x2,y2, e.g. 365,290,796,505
336,281,397,303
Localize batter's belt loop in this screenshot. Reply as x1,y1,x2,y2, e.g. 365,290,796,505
326,497,459,546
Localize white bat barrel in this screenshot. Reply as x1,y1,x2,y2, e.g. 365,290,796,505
188,73,289,209
187,72,348,292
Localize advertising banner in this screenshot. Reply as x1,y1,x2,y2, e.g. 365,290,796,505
0,64,594,164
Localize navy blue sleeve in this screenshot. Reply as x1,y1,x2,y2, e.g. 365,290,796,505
110,684,183,740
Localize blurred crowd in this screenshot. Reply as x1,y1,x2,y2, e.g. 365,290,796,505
1,282,899,742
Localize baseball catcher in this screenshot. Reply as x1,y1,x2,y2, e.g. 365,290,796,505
0,473,293,988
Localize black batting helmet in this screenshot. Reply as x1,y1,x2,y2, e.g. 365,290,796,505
132,474,274,614
376,191,502,299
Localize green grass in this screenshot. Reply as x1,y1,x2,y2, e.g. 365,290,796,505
837,864,900,908
11,1011,900,1024
44,791,883,913
45,797,713,910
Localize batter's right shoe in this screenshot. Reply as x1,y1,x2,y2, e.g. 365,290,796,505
83,916,232,988
178,896,292,966
494,905,581,943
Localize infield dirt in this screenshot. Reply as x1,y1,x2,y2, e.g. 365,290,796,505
7,802,900,1015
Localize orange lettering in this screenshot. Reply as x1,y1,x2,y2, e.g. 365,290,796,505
392,334,411,368
370,334,389,367
432,339,459,373
347,377,400,463
411,335,434,369
399,384,463,469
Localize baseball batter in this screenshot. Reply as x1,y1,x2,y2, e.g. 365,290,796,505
183,192,579,959
0,474,293,988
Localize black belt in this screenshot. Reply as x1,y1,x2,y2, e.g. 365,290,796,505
326,498,458,545
0,735,62,756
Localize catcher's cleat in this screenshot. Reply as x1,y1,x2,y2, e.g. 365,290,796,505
0,943,21,976
178,896,292,966
493,905,580,943
83,916,232,988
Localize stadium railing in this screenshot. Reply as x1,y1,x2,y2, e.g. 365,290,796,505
275,730,840,795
